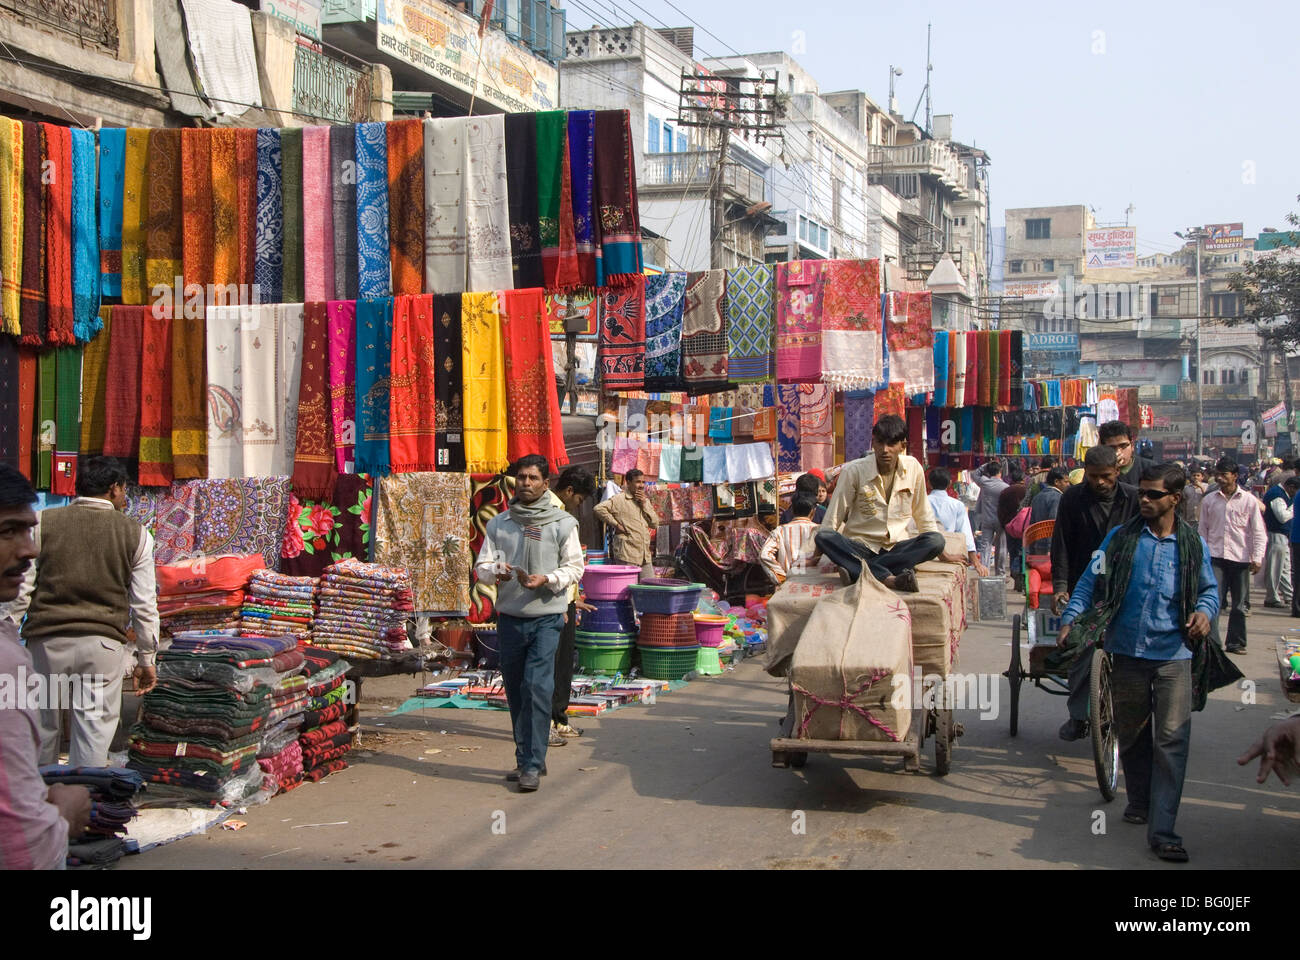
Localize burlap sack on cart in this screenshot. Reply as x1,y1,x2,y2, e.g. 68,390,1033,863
764,570,843,678
906,562,967,677
790,572,913,742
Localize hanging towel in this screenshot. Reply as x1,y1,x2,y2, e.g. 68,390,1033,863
726,264,774,383
932,330,949,407
254,127,283,304
235,127,258,288
504,112,543,289
386,118,423,296
775,260,825,383
389,294,438,473
592,110,642,284
329,125,357,301
681,269,729,395
819,258,882,389
644,272,687,392
19,121,44,347
884,291,934,395
326,299,356,472
702,446,728,485
461,292,508,474
567,110,597,288
120,128,149,305
138,309,174,486
0,119,22,335
354,296,394,476
178,0,263,117
103,306,146,461
501,288,568,472
80,306,113,456
291,300,337,500
355,122,391,299
725,442,776,484
423,116,467,293
171,312,207,479
598,273,646,392
776,384,801,473
659,444,682,482
280,127,304,304
798,384,833,473
464,115,512,292
98,126,125,299
180,128,214,301
536,110,567,288
432,292,466,473
302,127,335,302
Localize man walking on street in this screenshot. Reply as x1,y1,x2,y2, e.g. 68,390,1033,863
1182,466,1207,533
8,456,159,767
475,455,585,792
998,464,1027,589
1262,476,1298,609
971,460,1009,574
1199,457,1266,654
1058,463,1221,863
549,466,596,745
926,467,988,576
593,468,659,580
1049,445,1140,741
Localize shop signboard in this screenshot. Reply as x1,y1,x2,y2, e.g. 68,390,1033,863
1085,227,1137,269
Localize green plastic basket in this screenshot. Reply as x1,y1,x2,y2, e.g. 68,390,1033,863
576,643,635,675
637,644,701,680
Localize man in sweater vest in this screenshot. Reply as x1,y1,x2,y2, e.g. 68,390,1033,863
474,455,584,792
8,457,160,767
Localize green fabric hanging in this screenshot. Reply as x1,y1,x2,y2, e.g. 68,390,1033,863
534,111,566,250
36,350,56,489
55,346,81,452
280,127,304,303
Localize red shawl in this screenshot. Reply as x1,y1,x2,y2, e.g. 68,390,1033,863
553,123,581,291
597,273,645,392
386,118,424,296
388,294,438,473
138,308,174,486
873,382,906,424
18,121,45,347
42,123,74,346
500,288,567,472
103,306,145,459
182,128,214,293
17,349,36,481
998,330,1012,408
291,301,338,499
235,128,257,287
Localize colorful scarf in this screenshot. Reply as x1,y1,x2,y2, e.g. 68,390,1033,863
433,293,466,473
797,384,832,473
820,259,882,389
500,288,567,472
355,122,391,299
329,125,357,301
567,110,597,288
884,291,934,395
326,300,356,471
80,307,113,456
999,330,1013,408
138,310,174,486
354,296,393,476
291,301,337,500
386,118,423,296
389,294,438,473
423,116,467,292
42,124,75,346
644,272,687,391
775,260,825,383
598,273,646,391
0,119,23,335
120,128,149,305
776,384,801,473
280,474,373,578
19,121,44,346
171,313,207,479
97,126,125,299
280,127,303,303
976,330,990,407
536,110,566,288
844,391,874,461
962,331,976,407
36,350,55,488
235,128,258,287
0,338,17,469
593,109,642,284
464,115,512,291
301,127,334,302
681,269,729,395
374,472,471,616
103,306,145,460
554,117,579,292
466,473,512,622
1010,331,1023,408
194,477,292,572
254,128,283,304
461,292,508,474
988,330,1000,408
68,129,99,344
725,264,774,383
210,127,239,289
873,382,906,423
932,330,949,406
180,128,213,296
49,346,79,496
17,348,35,479
504,112,543,289
143,127,182,306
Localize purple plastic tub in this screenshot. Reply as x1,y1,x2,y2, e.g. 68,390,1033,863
628,581,705,616
578,598,638,634
582,564,641,601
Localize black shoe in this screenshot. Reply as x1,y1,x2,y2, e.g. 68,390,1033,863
505,765,547,781
518,769,541,791
893,568,919,593
1264,601,1285,608
1225,643,1246,655
1123,807,1148,825
1058,718,1089,741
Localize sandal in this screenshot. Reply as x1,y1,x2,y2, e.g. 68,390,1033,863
1123,809,1148,825
1153,843,1189,862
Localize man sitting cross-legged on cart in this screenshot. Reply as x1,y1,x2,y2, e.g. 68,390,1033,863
815,414,966,591
1057,463,1221,863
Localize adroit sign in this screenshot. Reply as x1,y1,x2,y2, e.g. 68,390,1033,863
1026,333,1079,352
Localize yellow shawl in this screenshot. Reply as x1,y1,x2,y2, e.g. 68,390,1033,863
461,291,508,474
0,119,23,333
120,128,149,305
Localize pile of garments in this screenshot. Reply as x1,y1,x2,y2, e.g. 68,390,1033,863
127,634,299,804
298,647,353,782
311,559,413,660
254,638,310,794
40,766,144,868
240,570,318,639
155,554,267,638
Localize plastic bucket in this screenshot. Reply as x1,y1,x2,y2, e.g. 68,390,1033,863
693,615,729,648
575,642,635,675
578,598,638,634
582,564,642,601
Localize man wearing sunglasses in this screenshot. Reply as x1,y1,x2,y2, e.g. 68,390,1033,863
1199,457,1265,654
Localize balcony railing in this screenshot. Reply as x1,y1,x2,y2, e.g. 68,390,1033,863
292,43,373,124
868,141,969,197
640,152,767,206
0,0,119,53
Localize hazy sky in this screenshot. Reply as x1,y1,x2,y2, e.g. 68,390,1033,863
564,0,1298,256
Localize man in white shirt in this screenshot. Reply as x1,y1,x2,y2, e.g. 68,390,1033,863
1199,456,1266,654
1262,476,1298,609
926,467,988,576
760,493,821,585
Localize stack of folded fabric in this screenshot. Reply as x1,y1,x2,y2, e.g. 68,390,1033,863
127,634,298,804
240,570,318,639
312,559,414,660
255,640,310,794
298,646,353,783
155,554,267,639
40,766,145,867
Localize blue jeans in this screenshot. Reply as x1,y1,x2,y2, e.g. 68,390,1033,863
498,613,564,773
814,530,945,585
1110,654,1192,849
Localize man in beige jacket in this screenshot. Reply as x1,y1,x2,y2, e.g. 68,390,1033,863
594,469,660,579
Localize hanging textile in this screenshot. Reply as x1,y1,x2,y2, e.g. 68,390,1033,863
593,110,642,284
18,121,44,346
36,351,55,488
0,119,22,335
49,347,79,496
193,477,292,571
41,124,74,346
988,330,1000,409
354,296,394,477
536,110,566,287
465,115,512,292
884,291,934,395
138,310,174,487
80,306,113,457
976,331,991,408
873,382,906,424
775,260,825,383
386,117,424,296
355,121,391,299
726,264,774,383
819,258,882,390
423,116,467,292
997,330,1012,408
597,274,646,391
329,125,357,301
291,301,337,501
16,348,35,479
798,384,833,473
103,306,145,461
907,405,924,460
177,0,262,117
374,472,472,615
0,337,18,469
254,127,283,304
280,127,304,304
467,472,514,624
120,128,149,305
953,331,967,408
301,127,335,302
681,269,729,395
431,292,466,473
932,330,949,407
143,127,182,310
461,292,508,474
180,127,214,299
567,109,597,288
326,299,356,472
98,126,125,299
644,272,687,392
708,407,733,444
776,384,801,473
504,112,543,289
1008,333,1025,410
70,128,98,344
171,313,207,480
389,293,438,473
844,391,874,462
235,127,258,288
280,473,373,577
210,127,238,290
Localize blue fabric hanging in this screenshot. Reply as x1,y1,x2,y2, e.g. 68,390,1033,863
355,122,392,299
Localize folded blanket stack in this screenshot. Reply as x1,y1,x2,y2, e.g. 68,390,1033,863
155,555,268,639
311,558,414,660
240,570,318,640
254,640,310,794
297,646,354,782
40,766,145,867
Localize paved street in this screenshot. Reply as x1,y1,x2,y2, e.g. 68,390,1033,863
128,587,1300,870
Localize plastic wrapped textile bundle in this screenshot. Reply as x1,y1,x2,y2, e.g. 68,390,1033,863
311,559,413,658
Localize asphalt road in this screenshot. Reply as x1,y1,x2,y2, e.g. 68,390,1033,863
126,588,1300,870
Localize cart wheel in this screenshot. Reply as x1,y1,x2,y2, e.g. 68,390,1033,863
1090,647,1118,802
790,752,808,768
934,710,952,776
1006,614,1023,737
772,751,790,769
